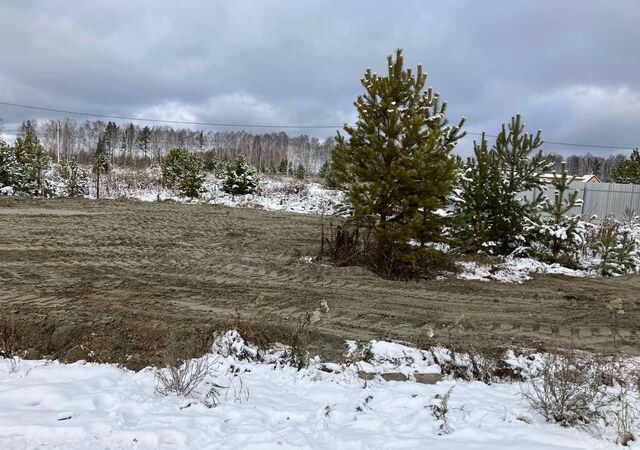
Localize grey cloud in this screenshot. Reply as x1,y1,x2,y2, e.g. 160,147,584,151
1,0,639,154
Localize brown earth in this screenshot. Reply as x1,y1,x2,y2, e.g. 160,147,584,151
1,196,639,369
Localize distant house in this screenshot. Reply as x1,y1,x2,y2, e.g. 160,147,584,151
540,173,600,184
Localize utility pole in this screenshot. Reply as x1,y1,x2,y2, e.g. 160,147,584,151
56,120,60,163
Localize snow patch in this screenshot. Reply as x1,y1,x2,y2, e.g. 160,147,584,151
457,256,595,283
0,334,628,449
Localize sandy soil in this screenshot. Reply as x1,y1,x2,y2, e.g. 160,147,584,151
1,196,639,368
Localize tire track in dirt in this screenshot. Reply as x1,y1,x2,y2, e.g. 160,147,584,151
2,196,640,362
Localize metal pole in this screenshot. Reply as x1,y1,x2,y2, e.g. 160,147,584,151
56,121,60,163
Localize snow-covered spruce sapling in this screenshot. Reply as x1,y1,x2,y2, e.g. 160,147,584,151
161,147,205,198
452,115,553,255
489,115,554,255
278,158,289,174
452,133,501,253
202,150,227,176
10,120,51,196
295,163,306,180
589,220,639,276
222,154,257,196
318,160,340,189
331,49,464,278
528,162,585,266
0,139,29,194
58,158,89,197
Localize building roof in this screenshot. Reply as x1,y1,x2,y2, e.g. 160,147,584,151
540,174,600,183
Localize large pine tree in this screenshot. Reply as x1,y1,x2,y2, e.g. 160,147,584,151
332,49,465,275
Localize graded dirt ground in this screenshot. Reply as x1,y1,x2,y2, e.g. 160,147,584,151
1,196,639,368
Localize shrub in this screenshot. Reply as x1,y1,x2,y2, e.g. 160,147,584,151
0,315,23,374
431,387,454,435
522,353,608,427
162,147,206,198
222,154,257,196
154,335,217,400
154,357,213,397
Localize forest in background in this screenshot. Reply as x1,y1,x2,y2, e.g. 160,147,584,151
3,118,335,174
0,117,630,178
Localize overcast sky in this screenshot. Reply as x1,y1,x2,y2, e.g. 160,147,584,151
1,0,639,155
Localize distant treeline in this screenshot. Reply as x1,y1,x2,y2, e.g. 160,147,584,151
3,118,630,178
550,153,626,182
17,118,335,173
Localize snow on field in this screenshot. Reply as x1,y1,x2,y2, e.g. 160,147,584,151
457,257,595,284
0,332,628,449
206,178,343,214
93,169,344,215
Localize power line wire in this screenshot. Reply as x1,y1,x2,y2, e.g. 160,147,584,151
0,100,338,129
0,100,637,150
465,132,635,151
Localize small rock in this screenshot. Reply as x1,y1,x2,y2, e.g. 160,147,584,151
415,373,442,385
357,371,376,381
50,325,79,350
381,372,407,382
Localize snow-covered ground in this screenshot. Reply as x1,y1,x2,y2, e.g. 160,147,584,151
456,257,596,284
0,332,633,449
89,169,344,215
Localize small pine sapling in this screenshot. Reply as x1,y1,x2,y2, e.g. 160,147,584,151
589,220,639,276
318,160,339,189
452,115,553,255
161,147,205,198
11,121,51,196
93,135,111,199
278,158,289,174
529,162,585,266
452,134,500,252
490,115,554,255
58,158,89,197
223,154,258,196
